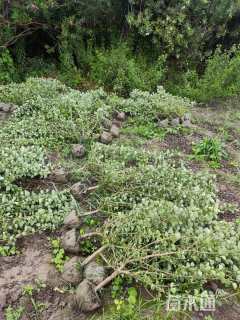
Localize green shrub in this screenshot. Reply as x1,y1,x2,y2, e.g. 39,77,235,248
90,44,166,96
197,47,240,101
23,57,57,79
0,49,17,84
85,143,217,214
77,143,240,296
171,47,240,102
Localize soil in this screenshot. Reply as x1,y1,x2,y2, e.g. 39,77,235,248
193,301,240,320
0,234,83,320
144,132,199,154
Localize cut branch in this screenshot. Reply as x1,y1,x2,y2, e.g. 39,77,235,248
80,209,100,217
95,265,125,292
94,250,184,292
78,232,102,241
86,185,99,192
81,245,109,267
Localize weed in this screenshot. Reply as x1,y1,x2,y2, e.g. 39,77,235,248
22,282,46,318
79,228,98,255
111,275,134,300
122,122,166,140
4,306,24,320
51,239,68,272
23,284,35,297
192,137,227,168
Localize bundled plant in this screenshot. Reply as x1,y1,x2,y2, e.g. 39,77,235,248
101,199,240,295
0,78,117,149
74,143,240,297
0,187,73,255
84,143,215,214
0,145,50,186
118,86,192,123
0,79,119,255
75,144,240,298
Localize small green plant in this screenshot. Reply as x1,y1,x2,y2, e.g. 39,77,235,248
111,287,139,320
79,228,97,255
51,239,68,272
22,281,46,317
192,137,227,168
5,306,24,320
111,275,134,299
122,122,166,140
84,217,99,227
112,276,125,299
23,284,34,296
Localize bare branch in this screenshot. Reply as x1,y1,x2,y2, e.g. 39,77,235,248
81,245,109,267
95,265,125,292
78,232,102,241
80,209,100,217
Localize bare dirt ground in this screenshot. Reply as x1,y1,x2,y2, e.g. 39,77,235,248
0,233,88,320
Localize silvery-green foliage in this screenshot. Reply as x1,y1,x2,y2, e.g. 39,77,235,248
103,199,240,294
86,143,217,217
0,78,68,105
0,145,50,186
78,143,240,295
118,86,192,121
0,79,116,149
0,188,73,255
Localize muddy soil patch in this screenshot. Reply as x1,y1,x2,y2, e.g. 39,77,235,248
16,178,69,192
193,300,240,320
218,184,240,221
144,132,200,154
0,234,57,308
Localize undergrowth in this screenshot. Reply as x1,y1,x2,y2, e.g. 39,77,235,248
1,78,240,303
76,143,240,297
0,78,190,256
192,137,228,168
170,47,240,102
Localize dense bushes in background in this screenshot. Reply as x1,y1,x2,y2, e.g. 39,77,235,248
0,49,17,84
90,44,166,96
1,1,240,101
127,0,240,64
170,47,240,102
